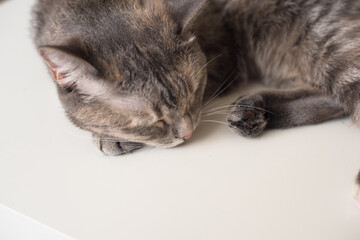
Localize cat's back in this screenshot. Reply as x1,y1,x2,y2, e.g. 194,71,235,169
223,0,360,86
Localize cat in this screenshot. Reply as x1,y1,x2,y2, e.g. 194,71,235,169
32,0,360,154
32,0,360,201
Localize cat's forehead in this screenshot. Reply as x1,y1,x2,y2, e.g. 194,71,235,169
100,49,202,111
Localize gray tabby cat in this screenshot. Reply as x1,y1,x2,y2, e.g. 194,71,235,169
32,0,359,193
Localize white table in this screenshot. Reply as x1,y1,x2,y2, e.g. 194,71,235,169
1,1,360,239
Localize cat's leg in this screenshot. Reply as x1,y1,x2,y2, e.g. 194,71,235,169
227,88,347,137
93,135,143,156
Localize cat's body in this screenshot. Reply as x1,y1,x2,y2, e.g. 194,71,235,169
221,0,360,135
32,0,359,193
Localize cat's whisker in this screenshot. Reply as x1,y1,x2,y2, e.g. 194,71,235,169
65,131,145,144
201,109,230,116
201,119,249,136
201,120,229,126
202,105,237,114
237,119,252,129
201,82,233,112
203,69,236,106
194,52,228,79
202,112,230,117
202,112,252,128
201,70,238,110
203,104,278,115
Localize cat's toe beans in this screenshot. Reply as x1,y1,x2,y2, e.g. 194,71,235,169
227,114,267,137
243,110,256,120
227,95,267,137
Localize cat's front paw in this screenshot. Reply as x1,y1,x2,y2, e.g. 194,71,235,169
93,137,143,156
227,94,267,137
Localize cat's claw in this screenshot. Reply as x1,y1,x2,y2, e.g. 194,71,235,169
94,138,143,156
227,94,267,137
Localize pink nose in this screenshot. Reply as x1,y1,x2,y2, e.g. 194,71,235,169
182,132,193,140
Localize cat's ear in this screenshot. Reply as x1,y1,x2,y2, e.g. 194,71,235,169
167,0,207,33
38,47,106,95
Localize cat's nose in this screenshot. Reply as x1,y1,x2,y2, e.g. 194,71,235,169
177,115,194,140
182,131,193,140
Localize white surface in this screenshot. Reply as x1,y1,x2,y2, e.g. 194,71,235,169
0,204,76,240
1,1,360,240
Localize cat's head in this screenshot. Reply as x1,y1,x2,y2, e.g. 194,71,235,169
39,0,208,149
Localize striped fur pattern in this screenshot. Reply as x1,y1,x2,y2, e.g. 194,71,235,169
225,0,360,112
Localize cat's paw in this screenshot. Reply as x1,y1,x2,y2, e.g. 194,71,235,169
94,137,143,156
227,94,267,137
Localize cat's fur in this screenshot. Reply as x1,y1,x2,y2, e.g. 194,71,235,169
32,0,360,155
